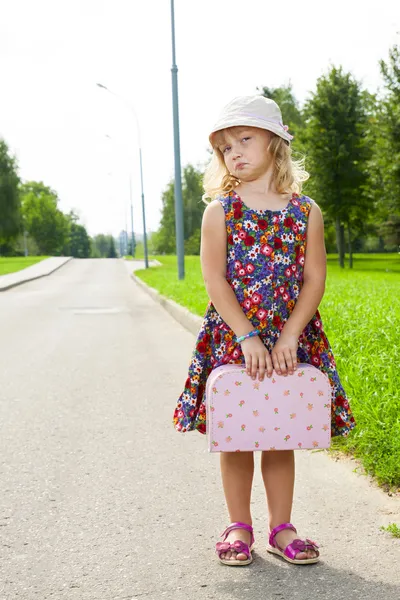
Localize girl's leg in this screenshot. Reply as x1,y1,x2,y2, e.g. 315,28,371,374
261,450,317,560
219,451,254,561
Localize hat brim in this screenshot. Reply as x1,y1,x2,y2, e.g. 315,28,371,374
209,117,293,145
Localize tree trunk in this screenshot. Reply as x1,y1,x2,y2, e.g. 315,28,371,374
335,217,345,268
348,222,353,268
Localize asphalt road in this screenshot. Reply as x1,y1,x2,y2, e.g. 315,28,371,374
0,258,399,600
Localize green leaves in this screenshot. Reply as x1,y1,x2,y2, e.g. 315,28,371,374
0,138,20,248
20,182,69,255
154,164,205,255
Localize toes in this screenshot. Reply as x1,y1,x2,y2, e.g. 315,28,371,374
236,552,248,561
297,550,318,561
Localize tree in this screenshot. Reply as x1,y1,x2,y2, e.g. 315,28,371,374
0,138,20,254
258,83,304,144
366,44,400,250
302,67,371,267
91,234,116,258
184,229,201,255
154,164,205,254
20,181,69,255
62,211,91,258
107,237,117,258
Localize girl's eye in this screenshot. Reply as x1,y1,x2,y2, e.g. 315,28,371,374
223,146,231,154
242,137,250,142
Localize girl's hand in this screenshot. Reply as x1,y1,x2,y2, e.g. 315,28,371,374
240,336,273,381
271,333,299,376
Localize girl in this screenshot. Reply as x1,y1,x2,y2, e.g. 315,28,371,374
173,95,356,566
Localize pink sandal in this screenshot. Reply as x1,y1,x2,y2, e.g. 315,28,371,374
215,522,255,566
267,523,320,565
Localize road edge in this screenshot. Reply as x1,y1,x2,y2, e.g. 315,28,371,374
0,257,73,292
130,272,203,336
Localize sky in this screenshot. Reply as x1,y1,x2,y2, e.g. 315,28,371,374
1,0,399,238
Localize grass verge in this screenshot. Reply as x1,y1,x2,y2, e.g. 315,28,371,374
0,256,50,276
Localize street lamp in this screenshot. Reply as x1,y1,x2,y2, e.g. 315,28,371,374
104,133,136,258
96,83,148,268
170,0,185,280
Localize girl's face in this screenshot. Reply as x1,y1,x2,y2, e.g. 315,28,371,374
216,126,272,182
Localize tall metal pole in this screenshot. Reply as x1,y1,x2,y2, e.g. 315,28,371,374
170,0,185,280
129,176,135,258
138,148,149,267
125,208,129,256
96,83,149,268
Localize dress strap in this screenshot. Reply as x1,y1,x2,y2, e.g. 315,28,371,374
216,192,235,215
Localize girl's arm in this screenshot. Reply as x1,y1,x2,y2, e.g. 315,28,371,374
200,200,255,338
282,202,327,337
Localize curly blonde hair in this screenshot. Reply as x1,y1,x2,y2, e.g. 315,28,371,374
202,128,309,203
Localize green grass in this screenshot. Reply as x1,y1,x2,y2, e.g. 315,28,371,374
0,256,50,276
380,523,400,538
135,253,400,490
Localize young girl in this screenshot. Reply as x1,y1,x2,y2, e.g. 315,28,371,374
173,95,356,566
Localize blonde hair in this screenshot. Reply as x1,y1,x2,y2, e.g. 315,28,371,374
202,128,309,203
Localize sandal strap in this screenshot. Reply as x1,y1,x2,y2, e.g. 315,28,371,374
284,538,320,560
216,540,251,560
220,522,255,546
269,522,296,547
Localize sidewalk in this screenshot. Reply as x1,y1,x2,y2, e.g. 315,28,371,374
0,256,72,291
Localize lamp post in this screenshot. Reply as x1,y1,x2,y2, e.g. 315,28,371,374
104,133,135,258
96,83,148,268
170,0,185,280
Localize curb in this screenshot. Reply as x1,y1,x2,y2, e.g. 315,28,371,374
0,257,73,292
131,273,202,336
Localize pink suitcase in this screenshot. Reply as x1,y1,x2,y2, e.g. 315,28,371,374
206,363,332,452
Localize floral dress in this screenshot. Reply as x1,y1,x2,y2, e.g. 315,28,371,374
173,190,356,438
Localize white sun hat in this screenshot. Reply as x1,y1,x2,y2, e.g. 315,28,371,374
209,95,293,145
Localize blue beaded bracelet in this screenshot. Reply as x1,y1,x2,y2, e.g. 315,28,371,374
237,329,260,344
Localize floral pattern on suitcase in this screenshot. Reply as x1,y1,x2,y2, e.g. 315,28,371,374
206,363,331,452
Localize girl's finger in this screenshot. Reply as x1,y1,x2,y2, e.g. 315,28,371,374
251,354,258,380
285,350,294,374
277,352,287,375
258,355,266,381
265,352,274,378
245,354,252,377
251,354,258,379
271,352,279,373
